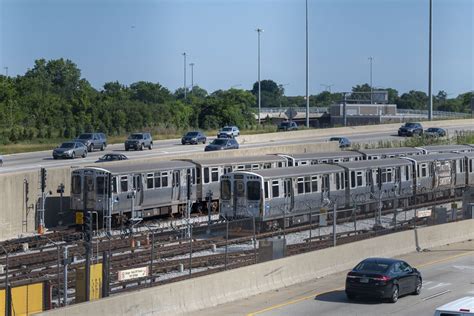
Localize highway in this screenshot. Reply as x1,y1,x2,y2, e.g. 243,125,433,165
192,240,474,316
1,120,474,174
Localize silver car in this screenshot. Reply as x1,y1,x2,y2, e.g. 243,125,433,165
53,142,88,159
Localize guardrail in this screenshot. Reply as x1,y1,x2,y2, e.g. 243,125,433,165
261,107,328,114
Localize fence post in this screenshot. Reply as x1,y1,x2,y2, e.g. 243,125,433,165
225,220,229,270
189,224,193,275
253,217,257,264
333,204,337,247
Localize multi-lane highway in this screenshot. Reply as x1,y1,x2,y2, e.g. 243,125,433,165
1,120,474,174
192,240,474,316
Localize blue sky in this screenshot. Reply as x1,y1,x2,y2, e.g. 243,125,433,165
1,0,472,96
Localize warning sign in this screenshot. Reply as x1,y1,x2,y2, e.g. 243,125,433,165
118,266,149,281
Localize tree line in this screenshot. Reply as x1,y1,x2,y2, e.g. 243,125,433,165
0,58,472,144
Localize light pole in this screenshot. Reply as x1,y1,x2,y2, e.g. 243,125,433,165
428,0,433,120
320,84,334,93
305,0,310,128
256,28,264,125
368,57,374,104
189,63,195,94
182,52,187,100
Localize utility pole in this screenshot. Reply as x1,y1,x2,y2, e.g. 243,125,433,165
305,0,310,128
428,0,433,120
189,62,195,94
256,28,263,125
368,57,374,104
182,52,187,100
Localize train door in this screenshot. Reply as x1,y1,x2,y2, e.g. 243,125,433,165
283,178,294,213
132,174,143,207
172,170,180,201
84,171,96,210
233,175,246,217
321,174,330,201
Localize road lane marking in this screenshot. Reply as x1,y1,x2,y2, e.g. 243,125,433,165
246,250,473,316
427,282,450,290
453,265,474,270
422,290,452,301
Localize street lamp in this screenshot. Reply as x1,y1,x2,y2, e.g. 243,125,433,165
189,63,195,94
256,28,264,125
368,57,374,104
182,52,187,100
428,0,433,120
305,0,310,128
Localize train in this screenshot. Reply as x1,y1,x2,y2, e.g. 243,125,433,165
70,144,474,226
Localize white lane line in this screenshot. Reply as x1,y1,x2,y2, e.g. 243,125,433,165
422,290,452,301
421,281,433,288
427,282,450,290
453,265,474,270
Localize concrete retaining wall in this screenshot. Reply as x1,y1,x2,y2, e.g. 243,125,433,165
0,142,337,241
37,219,474,316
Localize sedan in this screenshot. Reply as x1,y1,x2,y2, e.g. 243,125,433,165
425,127,446,137
204,138,239,151
53,142,88,159
329,137,351,148
345,258,422,303
182,131,207,145
96,153,128,163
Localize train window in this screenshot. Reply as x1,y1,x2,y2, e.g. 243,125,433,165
300,161,309,166
204,167,210,184
305,177,311,193
405,166,410,181
236,165,245,170
221,180,231,200
192,168,196,184
211,167,219,182
420,164,428,177
161,172,169,187
72,175,81,194
147,173,154,189
264,181,269,198
459,160,464,173
112,177,117,193
272,180,279,198
311,176,318,192
297,177,304,194
236,181,245,197
351,171,356,188
356,171,363,187
120,176,128,192
381,168,393,183
470,159,473,173
196,167,201,184
97,177,105,194
247,181,261,201
278,162,283,168
154,173,161,188
263,163,271,169
336,173,340,190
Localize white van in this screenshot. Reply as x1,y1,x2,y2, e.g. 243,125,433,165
434,297,474,316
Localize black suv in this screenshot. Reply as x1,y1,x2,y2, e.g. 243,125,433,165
75,133,107,152
398,122,423,137
277,121,298,131
125,133,153,151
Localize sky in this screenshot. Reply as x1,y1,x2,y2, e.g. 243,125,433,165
0,0,472,97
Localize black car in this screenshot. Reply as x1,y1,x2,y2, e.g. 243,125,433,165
96,153,128,163
204,138,239,151
425,127,446,137
398,122,423,137
345,258,422,303
277,121,298,131
182,131,207,145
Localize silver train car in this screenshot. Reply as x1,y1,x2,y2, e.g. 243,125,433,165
356,147,424,160
277,151,363,166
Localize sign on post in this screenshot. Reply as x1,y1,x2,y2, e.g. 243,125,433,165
76,263,103,302
118,266,149,281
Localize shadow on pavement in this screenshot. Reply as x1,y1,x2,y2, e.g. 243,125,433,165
314,290,382,305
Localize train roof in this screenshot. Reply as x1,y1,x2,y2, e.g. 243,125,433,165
419,144,473,153
280,151,362,159
357,147,423,156
337,158,411,169
403,152,463,162
80,160,196,174
237,164,344,178
180,155,286,166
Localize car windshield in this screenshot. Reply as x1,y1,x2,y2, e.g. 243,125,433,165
405,123,417,127
354,261,391,273
78,134,92,139
60,143,75,149
280,122,290,127
100,155,111,160
212,139,228,145
427,128,437,132
330,137,341,141
222,127,232,132
186,132,199,137
129,134,143,139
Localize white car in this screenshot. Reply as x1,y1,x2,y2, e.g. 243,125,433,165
217,126,240,138
434,297,474,316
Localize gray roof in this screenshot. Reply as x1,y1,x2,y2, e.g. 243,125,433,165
241,164,344,178
180,155,286,167
419,145,473,153
282,151,363,160
357,147,423,156
337,158,411,169
403,152,463,162
83,160,195,174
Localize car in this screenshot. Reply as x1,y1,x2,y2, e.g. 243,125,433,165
398,122,423,137
125,133,153,151
75,133,107,152
182,131,207,145
434,297,474,316
53,142,88,159
204,138,239,151
425,127,446,137
345,258,422,303
217,126,240,138
277,121,298,131
329,136,351,148
96,153,128,163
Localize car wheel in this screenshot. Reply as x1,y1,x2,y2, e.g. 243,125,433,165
181,141,185,145
389,285,399,303
53,157,58,160
125,147,129,151
82,151,87,158
88,145,93,152
346,292,356,300
412,278,422,295
149,143,153,150
100,144,105,151
140,143,144,151
71,152,76,159
203,139,206,144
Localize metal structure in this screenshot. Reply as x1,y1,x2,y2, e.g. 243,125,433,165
189,62,195,94
256,28,263,125
428,0,433,120
182,52,187,101
368,57,374,104
305,0,309,128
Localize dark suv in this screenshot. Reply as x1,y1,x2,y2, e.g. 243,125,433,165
398,122,423,137
125,133,153,151
75,133,107,152
278,121,298,131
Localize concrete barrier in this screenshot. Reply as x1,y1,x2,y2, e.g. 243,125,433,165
0,142,337,241
37,219,474,316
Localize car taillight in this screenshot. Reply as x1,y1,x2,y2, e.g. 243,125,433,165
346,273,357,279
373,275,391,282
